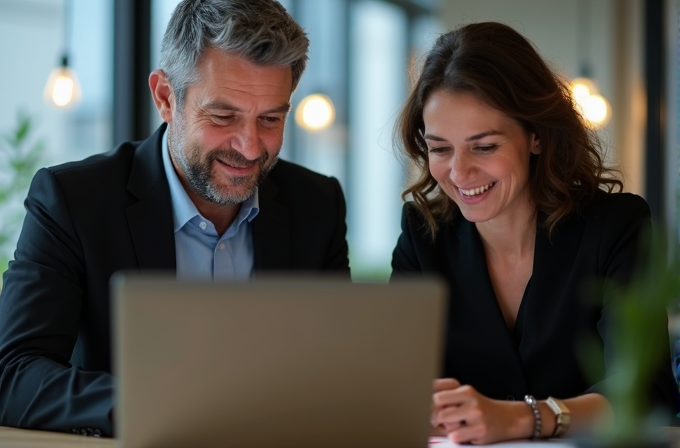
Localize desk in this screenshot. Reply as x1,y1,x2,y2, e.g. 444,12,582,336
1,426,677,448
0,426,113,448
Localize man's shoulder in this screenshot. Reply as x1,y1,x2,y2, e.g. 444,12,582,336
265,159,341,197
47,140,142,181
268,159,334,181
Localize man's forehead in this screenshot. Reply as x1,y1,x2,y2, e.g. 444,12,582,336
196,47,293,94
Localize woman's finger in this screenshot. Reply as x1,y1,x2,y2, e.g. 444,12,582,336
433,378,460,392
435,401,469,428
433,384,475,407
447,422,486,445
442,418,467,433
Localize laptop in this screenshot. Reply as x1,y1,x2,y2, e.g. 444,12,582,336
111,274,446,448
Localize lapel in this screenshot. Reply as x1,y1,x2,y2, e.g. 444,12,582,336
517,213,584,354
124,124,176,270
252,175,291,271
446,218,528,392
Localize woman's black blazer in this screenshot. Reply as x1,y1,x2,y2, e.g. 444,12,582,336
392,191,677,416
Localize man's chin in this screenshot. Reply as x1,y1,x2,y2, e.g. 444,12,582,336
208,180,259,205
208,160,276,204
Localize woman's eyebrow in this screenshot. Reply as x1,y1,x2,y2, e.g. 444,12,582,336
422,130,503,141
465,130,502,141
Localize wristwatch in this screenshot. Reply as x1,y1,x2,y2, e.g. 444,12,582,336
546,396,571,437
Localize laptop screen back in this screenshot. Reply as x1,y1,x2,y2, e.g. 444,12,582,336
112,275,446,448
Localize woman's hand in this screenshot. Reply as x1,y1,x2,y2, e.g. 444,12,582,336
431,379,533,444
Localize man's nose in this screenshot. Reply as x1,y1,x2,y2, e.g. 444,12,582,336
231,120,262,160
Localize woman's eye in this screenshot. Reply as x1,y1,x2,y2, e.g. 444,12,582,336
475,144,498,152
427,146,449,154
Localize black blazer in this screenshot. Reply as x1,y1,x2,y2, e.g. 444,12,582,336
392,192,677,414
0,125,350,436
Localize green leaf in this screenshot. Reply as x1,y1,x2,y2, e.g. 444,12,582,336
0,111,45,265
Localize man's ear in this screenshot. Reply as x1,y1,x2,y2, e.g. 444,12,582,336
531,133,541,155
149,70,175,123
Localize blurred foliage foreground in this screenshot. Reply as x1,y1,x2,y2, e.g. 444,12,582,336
0,112,44,285
588,227,680,445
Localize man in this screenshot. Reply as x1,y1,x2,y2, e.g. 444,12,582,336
0,0,349,437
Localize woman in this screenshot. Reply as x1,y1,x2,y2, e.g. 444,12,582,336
391,22,677,444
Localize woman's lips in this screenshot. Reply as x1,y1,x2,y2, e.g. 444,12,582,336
458,182,495,197
456,182,496,203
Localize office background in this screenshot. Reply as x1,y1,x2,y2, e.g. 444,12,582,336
0,0,677,283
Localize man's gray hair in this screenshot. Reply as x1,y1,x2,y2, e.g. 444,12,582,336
160,0,309,107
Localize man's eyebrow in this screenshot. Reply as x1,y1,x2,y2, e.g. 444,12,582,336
422,130,503,142
265,103,292,114
203,101,291,114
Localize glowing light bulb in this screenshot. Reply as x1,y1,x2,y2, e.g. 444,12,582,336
572,84,590,99
52,76,74,106
582,94,609,125
571,77,595,99
570,77,611,129
295,94,335,131
44,66,81,108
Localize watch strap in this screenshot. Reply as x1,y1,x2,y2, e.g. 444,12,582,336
546,396,571,437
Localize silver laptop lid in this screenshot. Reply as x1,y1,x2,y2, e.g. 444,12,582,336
112,274,445,448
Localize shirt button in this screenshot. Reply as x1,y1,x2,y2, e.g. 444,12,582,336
218,243,225,250
199,221,207,230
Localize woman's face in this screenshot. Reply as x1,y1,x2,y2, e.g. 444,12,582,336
423,90,540,225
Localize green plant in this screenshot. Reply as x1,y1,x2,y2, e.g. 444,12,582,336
590,226,680,443
0,112,45,283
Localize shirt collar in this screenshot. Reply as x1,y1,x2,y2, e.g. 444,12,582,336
161,127,260,234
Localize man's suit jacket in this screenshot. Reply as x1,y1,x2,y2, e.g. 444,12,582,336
392,191,677,416
0,125,350,436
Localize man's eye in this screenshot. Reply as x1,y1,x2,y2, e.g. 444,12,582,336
212,115,234,123
261,116,281,124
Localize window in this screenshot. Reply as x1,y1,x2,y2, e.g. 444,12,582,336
0,0,113,274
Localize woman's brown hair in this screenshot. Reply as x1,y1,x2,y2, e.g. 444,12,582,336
397,22,621,238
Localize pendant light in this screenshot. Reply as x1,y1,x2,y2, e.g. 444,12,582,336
295,93,335,132
570,0,611,129
44,0,81,109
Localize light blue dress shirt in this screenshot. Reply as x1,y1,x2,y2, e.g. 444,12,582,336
161,130,259,280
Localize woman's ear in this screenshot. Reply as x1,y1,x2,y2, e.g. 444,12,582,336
531,134,541,155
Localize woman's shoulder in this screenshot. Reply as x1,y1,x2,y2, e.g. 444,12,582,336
399,202,431,242
578,189,649,216
575,189,651,228
400,201,462,233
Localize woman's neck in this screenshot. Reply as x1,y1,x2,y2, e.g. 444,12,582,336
474,200,538,260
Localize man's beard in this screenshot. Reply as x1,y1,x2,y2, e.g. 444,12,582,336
167,118,279,205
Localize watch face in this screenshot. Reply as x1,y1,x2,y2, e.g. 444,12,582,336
547,397,570,437
547,397,570,414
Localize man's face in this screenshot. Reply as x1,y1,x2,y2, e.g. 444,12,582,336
167,48,292,205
